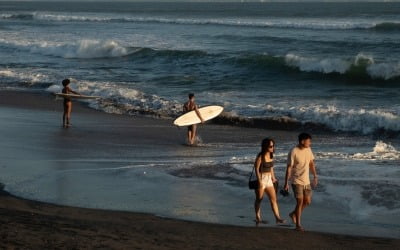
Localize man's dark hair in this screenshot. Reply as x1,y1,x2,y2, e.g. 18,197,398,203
62,79,70,87
188,93,195,99
298,133,312,143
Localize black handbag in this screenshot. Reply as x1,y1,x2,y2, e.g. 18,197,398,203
248,166,258,190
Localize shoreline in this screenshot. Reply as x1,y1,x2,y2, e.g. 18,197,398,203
1,183,399,249
0,89,399,248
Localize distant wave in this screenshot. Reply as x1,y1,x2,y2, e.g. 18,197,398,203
0,38,207,59
372,22,400,31
1,36,399,81
33,40,134,59
2,12,400,31
238,53,400,81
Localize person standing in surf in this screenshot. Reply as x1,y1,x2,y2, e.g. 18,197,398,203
62,79,80,128
254,138,286,225
183,93,204,145
284,133,318,232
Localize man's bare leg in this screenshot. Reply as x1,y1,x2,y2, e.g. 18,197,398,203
294,197,304,231
187,129,192,145
191,124,197,145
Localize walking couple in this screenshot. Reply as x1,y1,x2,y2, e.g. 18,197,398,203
253,133,318,231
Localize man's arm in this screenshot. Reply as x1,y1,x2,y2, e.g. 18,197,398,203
310,160,318,188
194,105,204,123
284,150,293,191
284,164,291,191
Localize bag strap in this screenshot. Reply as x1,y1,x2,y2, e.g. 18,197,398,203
249,154,263,181
249,165,255,181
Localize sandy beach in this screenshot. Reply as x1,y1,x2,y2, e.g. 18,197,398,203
0,90,399,249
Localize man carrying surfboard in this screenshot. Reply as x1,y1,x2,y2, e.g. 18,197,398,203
62,79,81,128
183,93,204,145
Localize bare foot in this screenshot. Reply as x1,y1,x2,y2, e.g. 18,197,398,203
276,218,286,224
255,219,268,225
289,212,297,224
295,226,305,232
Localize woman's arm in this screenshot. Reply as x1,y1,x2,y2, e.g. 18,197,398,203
254,155,261,183
271,167,277,183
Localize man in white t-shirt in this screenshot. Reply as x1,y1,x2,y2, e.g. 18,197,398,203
284,133,318,231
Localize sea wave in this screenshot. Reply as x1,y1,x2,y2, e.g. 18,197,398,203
351,141,400,161
2,12,400,31
0,69,53,86
31,40,134,59
239,53,400,81
1,35,399,80
0,37,207,59
43,78,400,135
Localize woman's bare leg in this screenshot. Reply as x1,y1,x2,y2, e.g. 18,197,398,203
254,188,263,223
265,186,285,223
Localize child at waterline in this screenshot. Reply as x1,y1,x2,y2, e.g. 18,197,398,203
62,79,80,128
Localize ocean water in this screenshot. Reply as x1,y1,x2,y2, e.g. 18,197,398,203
0,1,399,238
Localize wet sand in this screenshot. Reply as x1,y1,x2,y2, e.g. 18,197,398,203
0,90,399,249
1,185,399,249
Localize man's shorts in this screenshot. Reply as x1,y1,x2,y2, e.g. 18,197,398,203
292,184,312,199
187,124,196,132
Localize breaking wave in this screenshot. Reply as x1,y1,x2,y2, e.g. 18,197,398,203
239,53,400,81
2,12,400,31
351,141,400,161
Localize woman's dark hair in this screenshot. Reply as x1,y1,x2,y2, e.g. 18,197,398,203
62,79,70,87
298,133,312,143
188,93,195,99
259,137,275,159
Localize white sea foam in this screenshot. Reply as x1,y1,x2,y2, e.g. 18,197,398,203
285,53,400,80
351,141,400,161
31,40,132,59
285,53,350,74
0,69,51,85
0,37,132,59
264,103,399,134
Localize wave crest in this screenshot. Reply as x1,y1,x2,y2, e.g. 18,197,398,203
34,40,132,59
240,53,400,81
352,141,400,160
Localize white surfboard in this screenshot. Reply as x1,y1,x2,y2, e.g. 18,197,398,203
174,105,224,126
54,93,101,100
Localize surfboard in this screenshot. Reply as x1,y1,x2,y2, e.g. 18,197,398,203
54,93,101,100
174,105,224,126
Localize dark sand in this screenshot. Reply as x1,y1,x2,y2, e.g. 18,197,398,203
0,90,399,249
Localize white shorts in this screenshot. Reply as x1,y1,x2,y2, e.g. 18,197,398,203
260,173,273,189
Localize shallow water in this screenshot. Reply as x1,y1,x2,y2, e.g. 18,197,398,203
0,105,399,238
